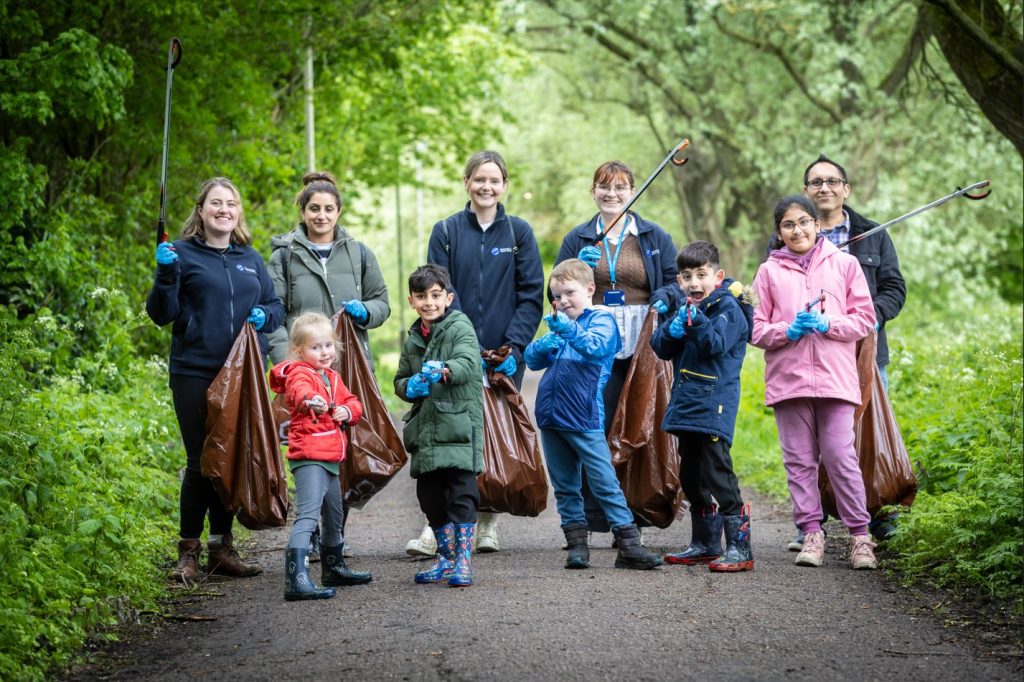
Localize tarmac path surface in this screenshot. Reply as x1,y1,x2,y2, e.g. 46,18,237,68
70,370,1021,681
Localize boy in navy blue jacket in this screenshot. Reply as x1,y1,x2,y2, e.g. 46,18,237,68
525,259,662,571
651,241,754,572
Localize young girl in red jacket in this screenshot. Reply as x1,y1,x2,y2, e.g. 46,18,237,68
269,312,371,600
751,196,878,571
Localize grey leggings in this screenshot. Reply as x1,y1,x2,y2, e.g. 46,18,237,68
287,464,344,549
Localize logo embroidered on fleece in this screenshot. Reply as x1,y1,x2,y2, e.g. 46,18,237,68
646,249,660,257
490,247,514,256
235,264,257,274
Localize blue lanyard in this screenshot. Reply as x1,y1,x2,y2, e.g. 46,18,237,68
600,216,629,287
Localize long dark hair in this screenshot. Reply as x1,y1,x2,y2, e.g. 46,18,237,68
763,195,820,259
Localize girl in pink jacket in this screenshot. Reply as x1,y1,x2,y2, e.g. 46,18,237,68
751,196,878,571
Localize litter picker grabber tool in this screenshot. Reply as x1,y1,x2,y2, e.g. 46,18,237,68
157,38,183,247
592,139,690,245
836,180,991,251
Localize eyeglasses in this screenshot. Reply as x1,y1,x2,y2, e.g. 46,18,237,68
806,177,846,189
595,183,632,194
778,217,816,232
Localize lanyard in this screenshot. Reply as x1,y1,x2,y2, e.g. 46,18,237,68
600,216,630,287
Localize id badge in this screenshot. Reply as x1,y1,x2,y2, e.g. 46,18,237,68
603,289,626,306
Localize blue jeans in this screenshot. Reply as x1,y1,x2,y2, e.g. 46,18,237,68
540,428,633,530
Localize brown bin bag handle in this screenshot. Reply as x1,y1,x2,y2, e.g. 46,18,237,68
607,309,685,528
202,323,289,529
819,332,918,518
478,346,549,517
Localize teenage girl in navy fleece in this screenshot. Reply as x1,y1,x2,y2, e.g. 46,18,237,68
147,177,284,584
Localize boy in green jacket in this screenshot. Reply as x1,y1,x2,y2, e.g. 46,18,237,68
394,264,484,587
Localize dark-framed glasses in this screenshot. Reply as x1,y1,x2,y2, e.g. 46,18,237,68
779,217,816,232
807,177,846,189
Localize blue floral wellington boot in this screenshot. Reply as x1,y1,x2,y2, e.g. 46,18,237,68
448,523,476,587
414,524,455,584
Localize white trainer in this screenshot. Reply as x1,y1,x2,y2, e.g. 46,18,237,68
476,512,500,553
404,523,436,556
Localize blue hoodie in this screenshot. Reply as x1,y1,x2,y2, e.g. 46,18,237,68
427,203,544,361
147,237,285,380
650,279,751,444
525,308,621,432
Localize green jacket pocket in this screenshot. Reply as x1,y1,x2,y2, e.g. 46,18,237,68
432,401,472,444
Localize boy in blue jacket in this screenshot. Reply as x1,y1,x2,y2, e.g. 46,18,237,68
525,259,662,571
651,241,754,572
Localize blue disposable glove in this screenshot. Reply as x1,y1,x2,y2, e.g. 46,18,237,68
786,313,812,341
494,354,517,376
689,305,708,327
544,311,573,335
533,333,565,356
651,299,669,315
796,310,830,334
421,360,446,384
480,357,489,373
156,242,178,265
405,373,431,399
247,307,266,330
874,320,880,332
343,299,369,324
577,245,601,268
668,309,688,339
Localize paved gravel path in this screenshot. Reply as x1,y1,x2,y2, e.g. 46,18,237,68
70,371,1021,681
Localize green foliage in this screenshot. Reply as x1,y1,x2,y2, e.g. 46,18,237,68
0,316,182,679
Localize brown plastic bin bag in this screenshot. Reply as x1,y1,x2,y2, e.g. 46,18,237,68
202,323,289,529
608,309,684,528
478,363,548,517
332,314,408,509
819,332,917,518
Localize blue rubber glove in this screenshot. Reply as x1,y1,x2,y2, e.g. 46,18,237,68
689,305,708,327
651,299,669,315
577,245,601,268
533,333,565,356
156,242,178,265
421,360,445,384
796,310,830,334
405,373,430,399
786,313,812,341
343,300,369,324
874,320,880,332
544,311,573,335
480,357,489,373
494,355,517,376
247,307,266,330
668,309,688,339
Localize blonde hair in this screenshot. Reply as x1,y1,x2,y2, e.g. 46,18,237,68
180,177,253,246
550,258,594,288
288,312,339,359
463,150,508,183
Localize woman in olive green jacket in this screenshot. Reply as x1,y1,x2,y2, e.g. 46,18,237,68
266,171,390,367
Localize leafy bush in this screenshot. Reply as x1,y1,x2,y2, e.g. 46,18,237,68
0,313,182,679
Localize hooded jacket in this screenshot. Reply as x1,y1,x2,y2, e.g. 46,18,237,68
265,224,390,367
650,278,751,444
525,308,621,432
269,361,363,463
146,237,285,380
555,212,678,301
426,203,544,362
394,310,484,478
751,237,875,406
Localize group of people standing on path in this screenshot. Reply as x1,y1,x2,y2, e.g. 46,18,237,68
147,148,906,598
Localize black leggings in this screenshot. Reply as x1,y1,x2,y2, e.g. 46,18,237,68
169,374,234,538
416,468,479,528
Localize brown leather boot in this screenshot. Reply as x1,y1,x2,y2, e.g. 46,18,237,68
207,533,262,577
170,538,202,583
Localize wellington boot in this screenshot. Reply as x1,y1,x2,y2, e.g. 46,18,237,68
284,548,335,601
170,538,201,583
321,543,372,586
612,524,662,570
476,512,500,553
664,506,723,565
415,524,455,584
208,533,262,577
563,523,590,569
449,523,475,587
709,509,754,573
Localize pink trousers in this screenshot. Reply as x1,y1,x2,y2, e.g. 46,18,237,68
773,398,870,536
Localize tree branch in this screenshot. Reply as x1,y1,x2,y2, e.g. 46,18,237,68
879,8,931,95
922,0,1024,78
711,8,843,125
